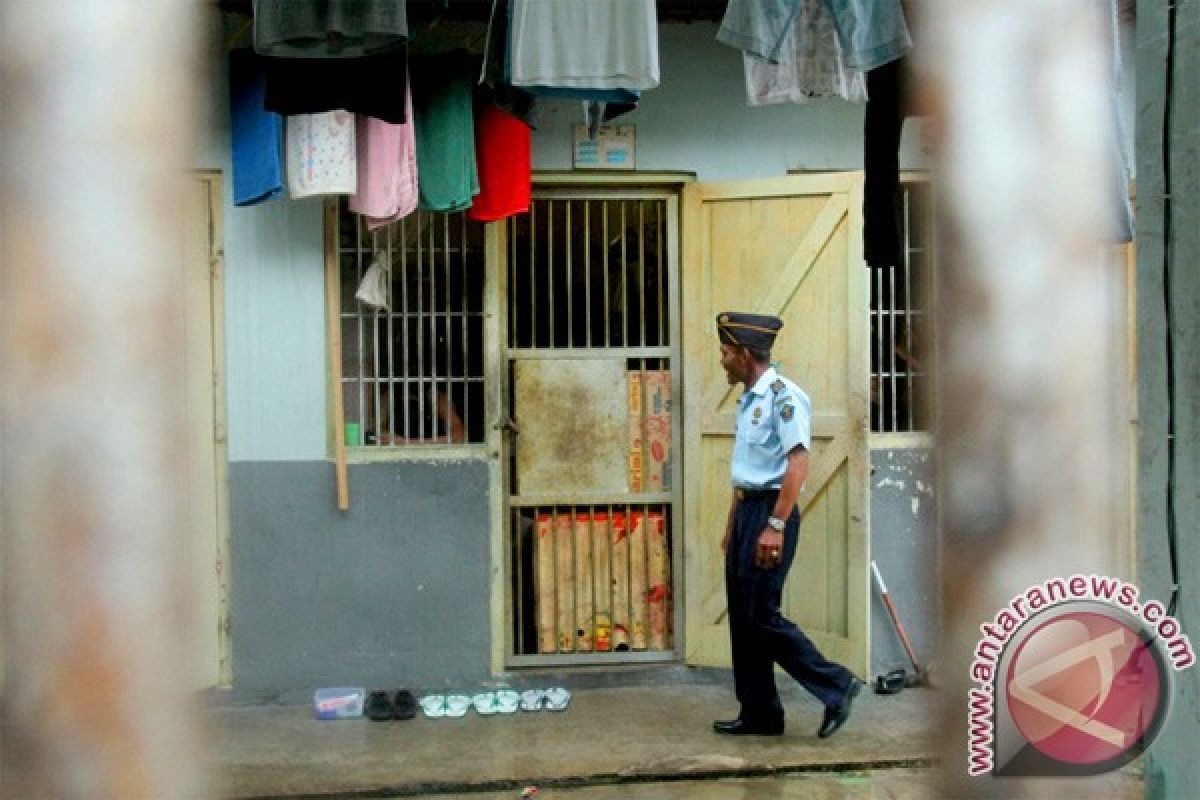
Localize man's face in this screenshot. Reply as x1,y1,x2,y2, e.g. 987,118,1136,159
720,343,750,386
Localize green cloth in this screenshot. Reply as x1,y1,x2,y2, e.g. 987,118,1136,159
411,53,479,212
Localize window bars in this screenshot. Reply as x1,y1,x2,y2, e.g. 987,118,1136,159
507,198,669,351
337,200,487,446
870,180,934,433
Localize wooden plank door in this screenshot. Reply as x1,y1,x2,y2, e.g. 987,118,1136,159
681,173,870,676
181,173,230,688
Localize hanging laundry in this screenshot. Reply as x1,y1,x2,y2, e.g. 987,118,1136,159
286,110,357,198
350,78,417,229
467,103,530,223
743,0,867,105
717,0,802,64
509,0,659,91
229,49,284,206
862,58,908,268
410,54,479,212
480,0,540,127
253,0,408,58
719,0,909,73
262,46,409,124
822,0,911,72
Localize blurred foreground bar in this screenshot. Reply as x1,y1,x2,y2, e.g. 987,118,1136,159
921,0,1128,794
1,2,205,797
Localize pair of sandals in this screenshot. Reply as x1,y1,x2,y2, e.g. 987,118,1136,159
419,687,571,718
519,687,570,712
365,689,418,720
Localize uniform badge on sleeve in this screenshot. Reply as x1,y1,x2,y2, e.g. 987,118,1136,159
752,406,763,424
780,404,795,422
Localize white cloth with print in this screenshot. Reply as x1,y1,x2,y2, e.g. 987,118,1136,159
286,110,357,198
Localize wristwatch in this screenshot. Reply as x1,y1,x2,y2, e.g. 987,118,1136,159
766,516,786,532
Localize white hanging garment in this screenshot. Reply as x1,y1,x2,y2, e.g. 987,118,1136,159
286,110,357,198
744,0,867,105
509,0,659,90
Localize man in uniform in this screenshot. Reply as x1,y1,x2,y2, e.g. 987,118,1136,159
712,311,863,738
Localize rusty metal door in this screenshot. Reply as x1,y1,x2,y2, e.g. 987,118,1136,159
681,173,871,677
501,188,682,667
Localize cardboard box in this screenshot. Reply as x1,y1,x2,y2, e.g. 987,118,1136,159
535,513,556,654
629,512,648,650
591,512,612,651
554,513,576,652
610,512,630,651
643,371,671,492
573,513,594,652
644,512,669,650
628,372,644,491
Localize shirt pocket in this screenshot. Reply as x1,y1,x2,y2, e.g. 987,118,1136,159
747,419,775,447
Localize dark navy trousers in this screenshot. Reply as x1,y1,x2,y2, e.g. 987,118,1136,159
725,490,856,725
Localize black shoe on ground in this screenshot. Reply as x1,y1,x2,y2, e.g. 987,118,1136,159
365,690,394,721
817,678,863,738
713,717,784,736
393,689,417,720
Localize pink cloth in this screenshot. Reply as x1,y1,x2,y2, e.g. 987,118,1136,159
349,78,417,229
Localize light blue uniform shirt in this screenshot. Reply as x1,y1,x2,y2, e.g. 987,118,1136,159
731,366,812,490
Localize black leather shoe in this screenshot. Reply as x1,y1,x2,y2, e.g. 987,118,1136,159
713,718,784,736
817,679,863,738
365,690,394,721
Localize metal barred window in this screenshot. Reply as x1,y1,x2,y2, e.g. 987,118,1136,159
870,179,934,433
336,199,487,447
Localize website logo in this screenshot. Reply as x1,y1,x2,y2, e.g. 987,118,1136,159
968,576,1194,777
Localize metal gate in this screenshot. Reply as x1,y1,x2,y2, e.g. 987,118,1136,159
501,189,682,666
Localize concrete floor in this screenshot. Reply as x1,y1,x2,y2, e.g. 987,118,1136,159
417,768,1145,800
211,684,1142,799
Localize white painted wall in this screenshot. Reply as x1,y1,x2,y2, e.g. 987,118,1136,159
197,12,329,463
532,22,929,178
197,15,936,462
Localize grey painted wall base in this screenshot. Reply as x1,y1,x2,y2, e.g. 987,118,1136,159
1138,0,1200,796
869,449,938,680
229,460,490,692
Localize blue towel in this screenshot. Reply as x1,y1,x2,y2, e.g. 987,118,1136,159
229,49,284,207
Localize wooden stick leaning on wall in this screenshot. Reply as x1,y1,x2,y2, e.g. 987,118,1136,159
325,199,350,510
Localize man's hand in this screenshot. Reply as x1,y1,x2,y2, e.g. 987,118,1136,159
755,528,784,569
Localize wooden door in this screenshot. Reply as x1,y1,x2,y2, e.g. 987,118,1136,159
681,173,870,676
181,173,230,688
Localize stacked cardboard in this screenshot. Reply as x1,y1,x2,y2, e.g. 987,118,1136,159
534,509,671,655
628,370,671,493
627,372,644,492
573,513,594,652
644,511,669,650
610,512,630,650
535,513,556,654
591,512,612,651
554,513,575,652
643,371,671,492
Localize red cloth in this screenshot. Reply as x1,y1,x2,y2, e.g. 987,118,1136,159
467,104,531,222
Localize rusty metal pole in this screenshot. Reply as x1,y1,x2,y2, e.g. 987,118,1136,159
921,0,1125,795
0,2,205,798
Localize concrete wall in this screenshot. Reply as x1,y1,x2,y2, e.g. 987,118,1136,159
1136,1,1200,796
869,449,937,679
197,11,941,692
230,461,490,692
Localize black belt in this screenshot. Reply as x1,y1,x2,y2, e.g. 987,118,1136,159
734,487,779,501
